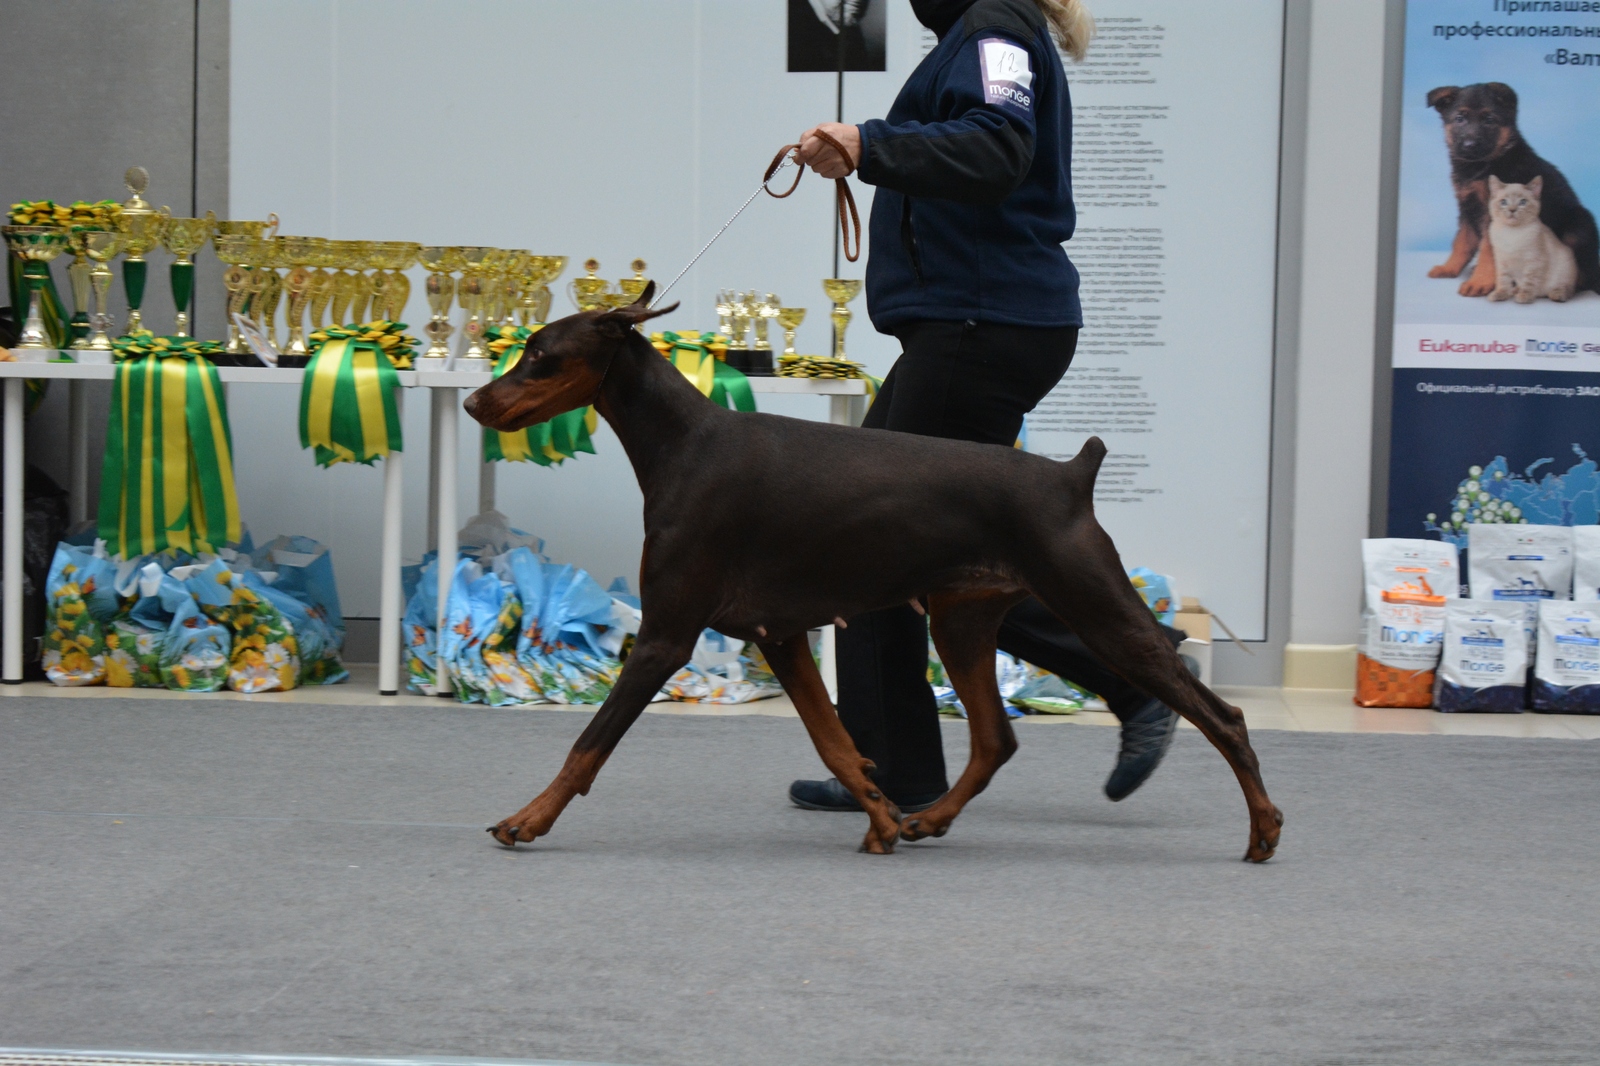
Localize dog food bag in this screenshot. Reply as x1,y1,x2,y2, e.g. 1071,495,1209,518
1356,539,1458,707
1467,523,1572,637
1531,600,1600,713
1571,526,1600,601
1435,600,1528,712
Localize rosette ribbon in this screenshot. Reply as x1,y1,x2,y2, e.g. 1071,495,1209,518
650,331,756,412
481,325,598,465
97,333,241,558
298,322,414,467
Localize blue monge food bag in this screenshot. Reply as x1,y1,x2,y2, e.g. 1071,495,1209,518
1435,600,1528,713
1468,523,1573,640
1531,601,1600,714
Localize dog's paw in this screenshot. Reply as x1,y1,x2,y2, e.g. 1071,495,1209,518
1242,804,1284,864
859,825,898,855
1428,263,1463,279
898,809,952,843
487,819,534,848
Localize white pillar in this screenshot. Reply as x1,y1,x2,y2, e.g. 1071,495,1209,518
3,378,26,683
377,391,405,695
478,456,496,516
434,387,458,698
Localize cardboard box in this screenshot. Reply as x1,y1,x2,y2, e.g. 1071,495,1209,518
1173,596,1212,642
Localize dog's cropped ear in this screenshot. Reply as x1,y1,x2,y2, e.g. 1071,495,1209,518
595,281,680,335
1426,86,1460,113
1484,81,1518,113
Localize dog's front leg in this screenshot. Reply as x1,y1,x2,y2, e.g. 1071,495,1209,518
1430,218,1479,278
1459,231,1498,297
488,631,695,847
759,637,904,854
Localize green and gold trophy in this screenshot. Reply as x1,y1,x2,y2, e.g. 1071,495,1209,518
64,227,99,347
2,225,70,353
161,216,214,337
823,277,863,360
114,167,170,335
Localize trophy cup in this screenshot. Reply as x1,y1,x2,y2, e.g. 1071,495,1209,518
715,289,735,338
327,240,366,326
2,226,71,354
161,216,214,337
526,255,567,323
373,241,421,322
418,245,462,358
822,278,863,360
454,247,493,360
618,259,649,306
277,235,322,361
210,213,279,243
777,307,806,357
478,248,511,330
727,291,754,349
569,258,611,312
249,237,289,348
82,230,123,352
752,293,778,351
64,227,100,347
214,234,261,355
115,167,171,335
306,239,338,329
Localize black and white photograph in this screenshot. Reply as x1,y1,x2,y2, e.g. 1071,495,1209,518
788,0,886,72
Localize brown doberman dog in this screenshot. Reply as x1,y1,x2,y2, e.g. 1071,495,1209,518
464,285,1283,861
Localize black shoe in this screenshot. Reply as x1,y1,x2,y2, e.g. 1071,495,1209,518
1104,698,1179,802
788,778,943,813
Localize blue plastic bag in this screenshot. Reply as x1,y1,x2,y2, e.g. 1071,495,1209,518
251,535,346,684
42,543,119,685
402,554,441,695
154,570,230,692
1129,567,1177,625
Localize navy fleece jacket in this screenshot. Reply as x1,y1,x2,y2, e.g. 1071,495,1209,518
856,0,1080,333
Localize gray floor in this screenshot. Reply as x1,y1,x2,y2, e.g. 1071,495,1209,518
1,698,1597,1066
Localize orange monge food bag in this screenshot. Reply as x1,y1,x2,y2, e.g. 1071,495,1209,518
1356,539,1459,707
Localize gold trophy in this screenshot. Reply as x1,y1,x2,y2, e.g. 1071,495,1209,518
822,278,863,360
373,241,421,322
248,237,288,348
210,213,280,243
753,293,779,351
496,250,530,327
328,240,368,326
618,259,649,306
160,216,214,337
478,247,511,329
419,245,463,357
525,255,566,323
728,291,754,349
214,234,262,355
306,239,339,328
777,307,806,357
82,230,123,351
455,246,493,359
2,226,71,352
115,167,171,334
715,289,735,338
277,235,322,358
569,258,611,312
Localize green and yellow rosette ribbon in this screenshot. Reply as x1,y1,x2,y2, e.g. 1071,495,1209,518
97,332,241,558
481,324,598,465
298,321,416,467
649,331,756,412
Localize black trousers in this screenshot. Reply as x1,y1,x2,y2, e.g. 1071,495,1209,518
835,319,1182,799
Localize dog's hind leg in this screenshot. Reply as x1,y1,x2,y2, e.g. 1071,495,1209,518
898,589,1030,843
760,637,904,854
1026,523,1283,862
487,627,697,848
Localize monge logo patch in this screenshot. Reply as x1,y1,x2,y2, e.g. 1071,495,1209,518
980,38,1033,113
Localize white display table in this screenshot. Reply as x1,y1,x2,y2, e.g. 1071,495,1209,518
0,361,866,696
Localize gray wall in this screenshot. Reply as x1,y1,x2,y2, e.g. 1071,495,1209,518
0,0,228,503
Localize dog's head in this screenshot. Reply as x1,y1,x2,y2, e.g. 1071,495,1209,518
1428,82,1519,164
463,282,677,432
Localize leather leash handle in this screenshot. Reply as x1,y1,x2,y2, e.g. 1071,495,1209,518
764,131,862,264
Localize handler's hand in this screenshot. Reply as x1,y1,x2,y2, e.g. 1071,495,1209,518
797,123,862,179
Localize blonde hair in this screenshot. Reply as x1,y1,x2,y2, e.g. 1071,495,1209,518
1035,0,1095,63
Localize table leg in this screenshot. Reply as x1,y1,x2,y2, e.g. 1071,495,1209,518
478,457,495,516
828,394,850,427
820,624,838,704
3,378,25,683
434,387,458,698
378,392,405,696
427,387,445,551
68,380,88,526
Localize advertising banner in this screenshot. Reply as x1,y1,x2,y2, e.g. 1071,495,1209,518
1388,0,1600,552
